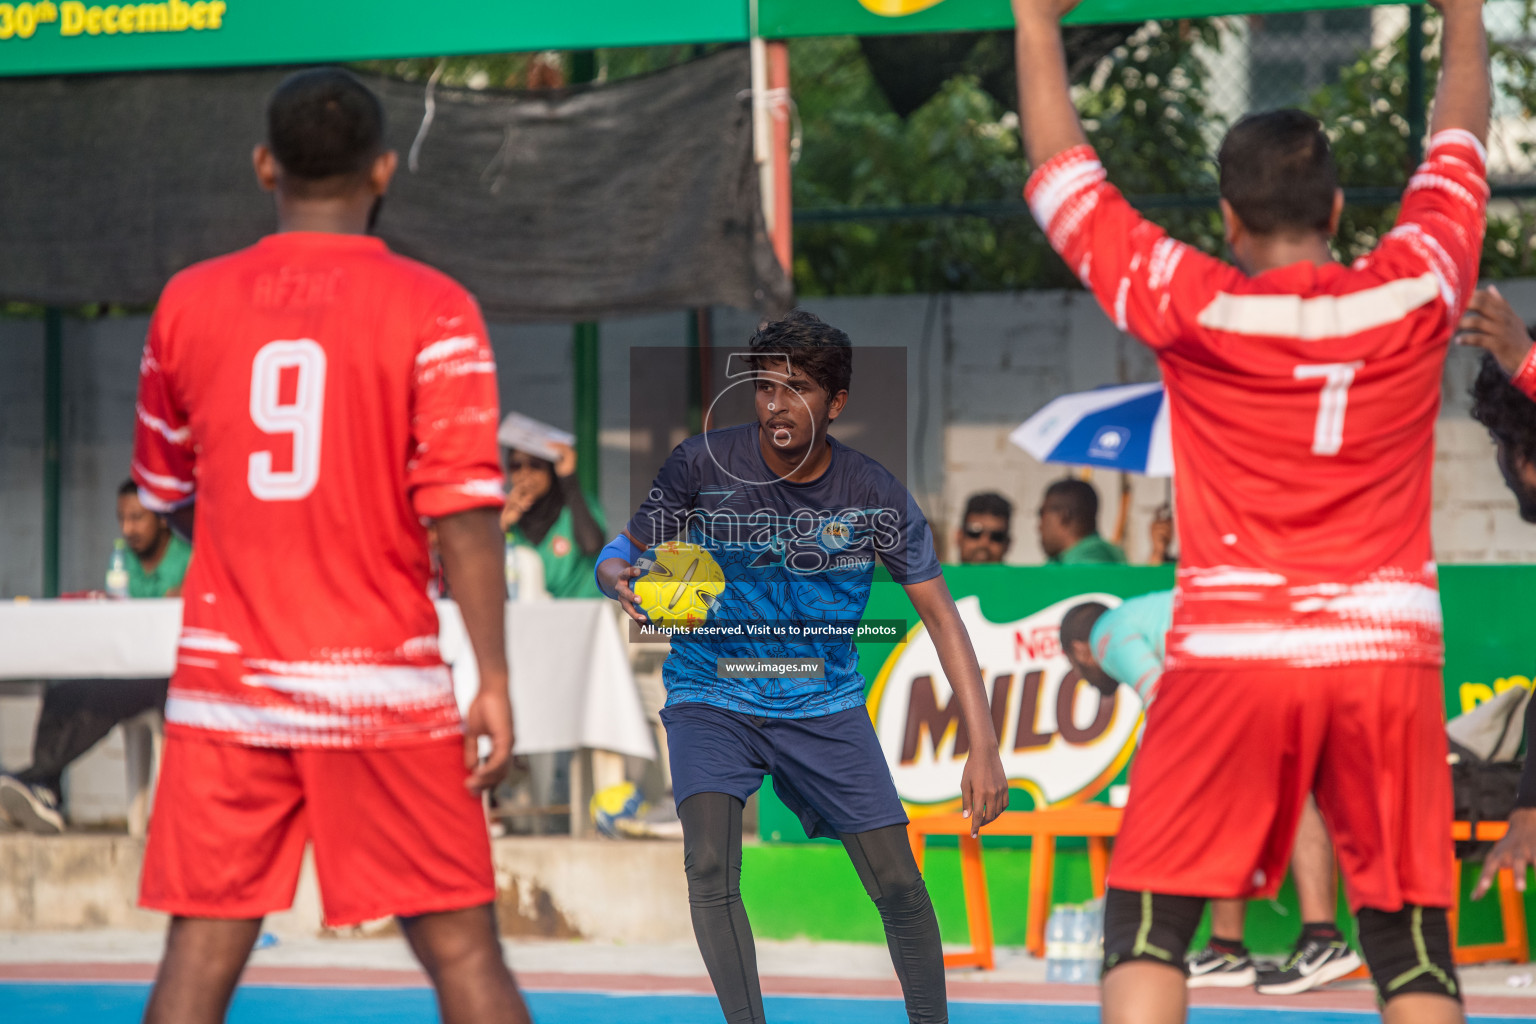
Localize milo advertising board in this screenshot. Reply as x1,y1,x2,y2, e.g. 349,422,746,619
757,564,1536,842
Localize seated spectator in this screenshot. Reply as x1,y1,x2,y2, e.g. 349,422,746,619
0,480,188,833
955,492,1013,564
500,434,605,599
1037,478,1125,565
114,478,190,597
1148,503,1177,566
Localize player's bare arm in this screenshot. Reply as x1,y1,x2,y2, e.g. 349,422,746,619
1427,0,1491,146
597,528,650,624
1458,287,1534,377
1010,0,1088,170
903,576,1010,836
435,507,515,791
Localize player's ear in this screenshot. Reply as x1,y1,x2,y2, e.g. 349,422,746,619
1327,189,1344,236
252,144,279,193
1218,198,1242,249
826,389,849,421
371,150,400,195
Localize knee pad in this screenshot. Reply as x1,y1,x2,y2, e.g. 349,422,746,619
1357,905,1461,1003
1102,888,1204,975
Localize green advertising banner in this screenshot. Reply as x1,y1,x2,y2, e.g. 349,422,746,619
759,564,1536,843
757,0,1402,37
0,0,746,77
0,0,1413,76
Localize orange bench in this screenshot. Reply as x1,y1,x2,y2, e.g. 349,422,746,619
1450,820,1531,965
908,810,1529,971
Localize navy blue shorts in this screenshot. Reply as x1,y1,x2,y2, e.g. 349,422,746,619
660,702,908,840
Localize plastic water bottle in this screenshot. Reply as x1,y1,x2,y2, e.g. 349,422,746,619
504,540,519,600
1045,902,1103,984
105,539,130,599
1073,898,1104,984
1045,904,1073,983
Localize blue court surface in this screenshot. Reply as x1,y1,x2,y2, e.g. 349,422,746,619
4,984,1533,1024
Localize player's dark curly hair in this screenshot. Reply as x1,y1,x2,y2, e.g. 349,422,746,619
267,68,385,193
747,310,852,398
1470,354,1536,466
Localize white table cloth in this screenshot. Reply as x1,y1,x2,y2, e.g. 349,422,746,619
0,598,653,760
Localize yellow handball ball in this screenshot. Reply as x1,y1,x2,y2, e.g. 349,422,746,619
633,541,726,630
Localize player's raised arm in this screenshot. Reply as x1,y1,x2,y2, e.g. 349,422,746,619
1429,0,1490,147
1366,0,1490,327
902,577,1010,837
1010,0,1088,170
1008,0,1234,350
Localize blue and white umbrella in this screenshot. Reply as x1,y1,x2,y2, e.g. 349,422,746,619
1009,382,1173,477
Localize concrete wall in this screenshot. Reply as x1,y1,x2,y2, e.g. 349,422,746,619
3,285,1534,822
0,833,692,943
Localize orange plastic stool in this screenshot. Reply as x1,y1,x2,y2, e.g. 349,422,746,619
906,806,1123,969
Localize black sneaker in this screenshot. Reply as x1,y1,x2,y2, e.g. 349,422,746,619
1255,938,1362,995
1186,945,1258,988
0,775,64,835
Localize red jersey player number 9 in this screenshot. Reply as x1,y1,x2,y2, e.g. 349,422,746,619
248,339,328,502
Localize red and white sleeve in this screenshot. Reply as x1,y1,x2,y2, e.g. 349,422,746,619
1373,130,1490,326
406,287,506,520
131,312,197,512
1025,145,1226,351
1513,343,1536,401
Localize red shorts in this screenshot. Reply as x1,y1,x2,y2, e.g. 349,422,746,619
1108,664,1454,911
140,734,495,928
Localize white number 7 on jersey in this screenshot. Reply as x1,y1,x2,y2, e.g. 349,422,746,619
1293,361,1363,457
249,340,327,501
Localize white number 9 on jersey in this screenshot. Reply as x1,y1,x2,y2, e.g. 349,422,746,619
248,339,327,501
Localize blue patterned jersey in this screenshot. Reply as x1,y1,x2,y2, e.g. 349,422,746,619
625,423,941,718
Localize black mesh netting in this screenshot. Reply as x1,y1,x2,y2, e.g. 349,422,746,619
0,48,791,321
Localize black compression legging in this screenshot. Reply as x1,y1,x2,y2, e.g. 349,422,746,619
678,792,948,1024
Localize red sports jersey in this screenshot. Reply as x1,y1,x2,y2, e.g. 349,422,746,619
133,233,504,748
1027,131,1489,670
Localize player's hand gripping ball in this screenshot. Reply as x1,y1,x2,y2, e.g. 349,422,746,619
633,541,725,630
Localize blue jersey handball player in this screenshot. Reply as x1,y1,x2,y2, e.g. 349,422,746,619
597,311,1009,1024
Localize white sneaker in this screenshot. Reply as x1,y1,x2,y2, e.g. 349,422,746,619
0,775,64,834
1255,938,1363,995
1186,945,1259,988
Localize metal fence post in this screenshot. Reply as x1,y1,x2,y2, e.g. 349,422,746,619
1407,3,1426,169
43,307,62,598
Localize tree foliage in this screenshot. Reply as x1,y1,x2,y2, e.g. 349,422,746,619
792,22,1229,296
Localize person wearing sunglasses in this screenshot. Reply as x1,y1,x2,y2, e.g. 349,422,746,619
499,435,606,599
955,492,1013,564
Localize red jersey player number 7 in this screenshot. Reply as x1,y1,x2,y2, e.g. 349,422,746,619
1013,0,1488,1019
